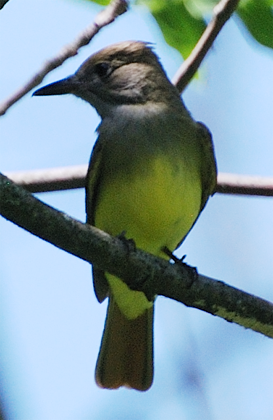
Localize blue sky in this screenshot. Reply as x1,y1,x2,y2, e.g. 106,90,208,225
1,0,273,419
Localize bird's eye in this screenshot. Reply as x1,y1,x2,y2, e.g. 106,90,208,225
94,62,112,78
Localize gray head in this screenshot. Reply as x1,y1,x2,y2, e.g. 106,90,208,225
33,41,181,117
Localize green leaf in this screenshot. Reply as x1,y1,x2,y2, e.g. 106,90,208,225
183,0,217,18
82,0,273,53
85,0,108,4
146,0,206,58
237,0,273,49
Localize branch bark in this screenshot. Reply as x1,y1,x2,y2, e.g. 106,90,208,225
1,172,272,338
6,166,87,193
0,0,9,10
217,173,273,197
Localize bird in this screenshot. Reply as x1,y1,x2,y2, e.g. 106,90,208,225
33,40,217,391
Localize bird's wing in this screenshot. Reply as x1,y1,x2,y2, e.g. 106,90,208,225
86,136,109,303
174,121,217,251
197,121,217,212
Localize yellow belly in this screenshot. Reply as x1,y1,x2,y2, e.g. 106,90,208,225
95,155,202,318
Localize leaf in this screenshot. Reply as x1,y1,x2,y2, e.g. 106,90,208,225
145,0,206,58
82,0,273,53
85,0,109,4
237,0,273,49
183,0,217,18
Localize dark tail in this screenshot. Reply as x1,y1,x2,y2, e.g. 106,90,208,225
95,297,154,391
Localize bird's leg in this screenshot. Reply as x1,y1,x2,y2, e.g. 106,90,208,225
162,246,186,263
117,231,137,253
161,246,198,287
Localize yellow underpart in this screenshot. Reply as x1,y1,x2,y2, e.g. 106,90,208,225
95,154,201,319
107,274,153,319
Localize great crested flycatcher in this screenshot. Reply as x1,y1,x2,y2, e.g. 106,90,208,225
33,41,217,391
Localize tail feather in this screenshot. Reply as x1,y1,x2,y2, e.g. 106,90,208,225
95,297,154,391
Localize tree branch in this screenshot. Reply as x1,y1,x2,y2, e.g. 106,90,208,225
172,0,240,92
1,172,272,338
0,0,128,116
5,166,273,197
217,173,273,197
6,166,87,193
0,0,9,10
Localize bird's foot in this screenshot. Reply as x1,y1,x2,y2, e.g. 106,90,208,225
161,246,198,288
117,231,136,253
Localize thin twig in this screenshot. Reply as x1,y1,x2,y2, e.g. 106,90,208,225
5,166,273,197
6,165,87,193
0,172,273,338
216,173,273,197
172,0,240,92
0,0,128,116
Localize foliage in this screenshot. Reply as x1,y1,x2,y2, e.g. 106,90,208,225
237,0,273,49
89,0,273,57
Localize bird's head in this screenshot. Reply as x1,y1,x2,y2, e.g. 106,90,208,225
33,41,180,117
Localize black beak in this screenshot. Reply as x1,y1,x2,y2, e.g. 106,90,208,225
33,76,78,97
